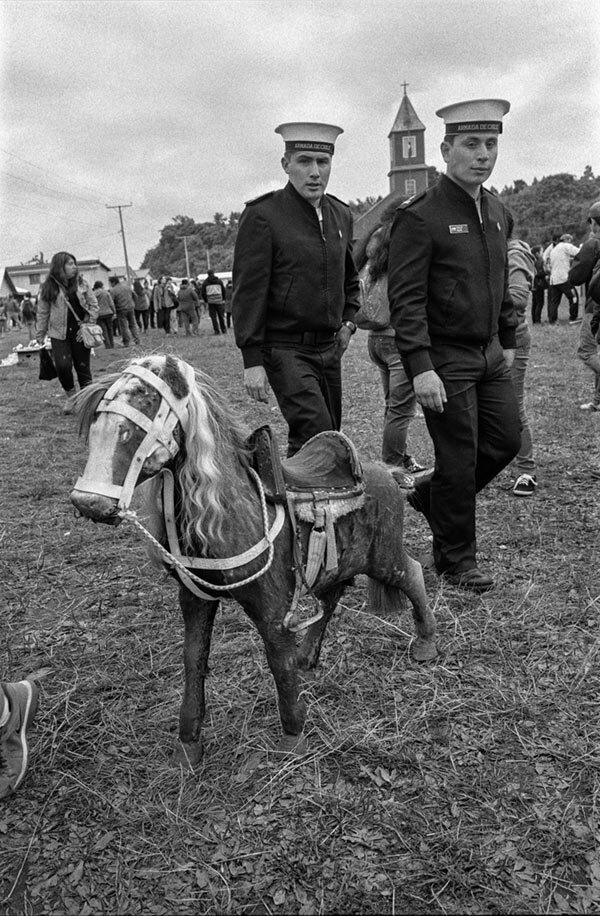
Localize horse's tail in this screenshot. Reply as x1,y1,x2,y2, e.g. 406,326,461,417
367,577,407,617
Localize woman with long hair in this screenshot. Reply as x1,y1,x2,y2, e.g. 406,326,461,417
36,252,98,413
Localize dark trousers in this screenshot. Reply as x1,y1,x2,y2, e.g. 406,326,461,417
97,315,114,348
410,338,521,574
135,309,150,331
117,308,140,345
548,283,579,323
208,303,227,334
263,342,342,456
51,331,92,393
531,287,545,323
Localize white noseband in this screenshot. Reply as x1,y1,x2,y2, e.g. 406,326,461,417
73,361,195,510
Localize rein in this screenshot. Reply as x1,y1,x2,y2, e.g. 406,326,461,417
120,468,286,601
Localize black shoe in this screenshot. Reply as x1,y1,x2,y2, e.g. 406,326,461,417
442,567,494,593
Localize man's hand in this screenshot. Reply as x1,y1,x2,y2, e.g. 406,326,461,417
335,324,353,355
502,348,515,370
413,369,447,413
244,366,269,403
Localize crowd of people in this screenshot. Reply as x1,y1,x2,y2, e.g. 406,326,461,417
3,100,600,800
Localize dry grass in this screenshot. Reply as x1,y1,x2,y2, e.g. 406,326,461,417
1,311,599,915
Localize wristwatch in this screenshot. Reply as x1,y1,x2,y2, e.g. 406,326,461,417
342,320,357,334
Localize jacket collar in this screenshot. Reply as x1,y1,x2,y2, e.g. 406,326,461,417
284,180,329,213
440,173,495,207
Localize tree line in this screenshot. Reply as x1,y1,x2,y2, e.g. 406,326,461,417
140,166,600,275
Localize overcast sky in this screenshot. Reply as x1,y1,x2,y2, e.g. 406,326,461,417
2,0,599,270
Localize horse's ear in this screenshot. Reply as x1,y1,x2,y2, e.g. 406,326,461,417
77,385,108,441
161,355,191,400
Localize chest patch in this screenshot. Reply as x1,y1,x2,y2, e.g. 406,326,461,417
449,224,469,234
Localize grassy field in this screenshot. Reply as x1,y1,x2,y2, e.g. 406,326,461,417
1,309,599,915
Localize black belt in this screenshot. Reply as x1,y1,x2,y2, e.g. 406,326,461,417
264,331,336,346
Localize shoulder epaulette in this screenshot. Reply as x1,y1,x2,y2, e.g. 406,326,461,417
244,190,277,207
399,189,428,210
325,192,350,208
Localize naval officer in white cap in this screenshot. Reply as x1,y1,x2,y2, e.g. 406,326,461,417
232,122,360,456
387,98,521,593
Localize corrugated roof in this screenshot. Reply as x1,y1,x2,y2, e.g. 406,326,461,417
6,258,112,272
389,93,426,135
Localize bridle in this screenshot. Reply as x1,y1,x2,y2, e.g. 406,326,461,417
73,360,286,601
74,362,193,511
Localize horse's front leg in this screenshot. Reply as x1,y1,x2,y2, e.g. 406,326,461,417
174,585,219,769
250,600,307,755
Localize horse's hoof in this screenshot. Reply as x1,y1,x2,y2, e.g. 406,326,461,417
411,638,438,662
172,740,203,770
274,733,308,756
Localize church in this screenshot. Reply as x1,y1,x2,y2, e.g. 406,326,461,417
355,85,429,243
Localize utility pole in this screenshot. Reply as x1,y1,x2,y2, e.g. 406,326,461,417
106,203,133,285
176,235,194,278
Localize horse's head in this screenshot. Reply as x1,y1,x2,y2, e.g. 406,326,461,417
71,355,195,524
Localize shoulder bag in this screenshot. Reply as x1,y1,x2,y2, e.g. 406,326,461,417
65,297,104,348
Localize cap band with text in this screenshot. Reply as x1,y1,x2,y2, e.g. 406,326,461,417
444,121,503,135
284,140,335,154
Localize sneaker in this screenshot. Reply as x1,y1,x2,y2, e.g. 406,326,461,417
513,473,538,497
0,679,40,798
402,455,431,475
580,403,600,412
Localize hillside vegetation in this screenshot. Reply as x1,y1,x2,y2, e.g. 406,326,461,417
140,168,600,276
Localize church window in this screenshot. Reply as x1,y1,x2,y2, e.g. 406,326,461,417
405,179,417,196
403,136,417,158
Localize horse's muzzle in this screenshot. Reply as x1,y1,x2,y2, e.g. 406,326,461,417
70,489,123,525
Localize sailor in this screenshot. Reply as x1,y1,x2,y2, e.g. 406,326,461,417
387,98,521,592
232,121,360,456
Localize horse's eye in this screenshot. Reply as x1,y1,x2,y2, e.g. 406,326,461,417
119,426,131,443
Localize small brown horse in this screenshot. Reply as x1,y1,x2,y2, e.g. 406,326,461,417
71,355,436,764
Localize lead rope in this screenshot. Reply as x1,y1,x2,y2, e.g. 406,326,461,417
119,468,276,593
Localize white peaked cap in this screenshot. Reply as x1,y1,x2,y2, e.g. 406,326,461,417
435,98,510,134
275,122,344,154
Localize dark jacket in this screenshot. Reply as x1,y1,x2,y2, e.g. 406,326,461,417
232,181,360,368
110,281,135,313
95,288,116,318
388,174,517,377
178,285,201,314
201,274,225,304
568,236,600,315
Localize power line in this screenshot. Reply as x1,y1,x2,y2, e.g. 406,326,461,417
1,169,106,208
0,147,110,201
2,193,115,229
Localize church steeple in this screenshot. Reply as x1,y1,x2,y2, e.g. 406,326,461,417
388,85,428,196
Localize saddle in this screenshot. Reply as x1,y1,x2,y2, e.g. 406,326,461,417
247,426,365,629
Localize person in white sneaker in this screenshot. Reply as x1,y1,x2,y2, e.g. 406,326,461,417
569,202,600,413
507,233,538,497
0,677,40,798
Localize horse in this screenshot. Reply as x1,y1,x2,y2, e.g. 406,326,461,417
70,354,436,765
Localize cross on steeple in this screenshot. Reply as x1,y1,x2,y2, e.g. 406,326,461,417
402,81,409,96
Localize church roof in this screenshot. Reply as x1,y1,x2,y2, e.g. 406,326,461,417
389,93,426,135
